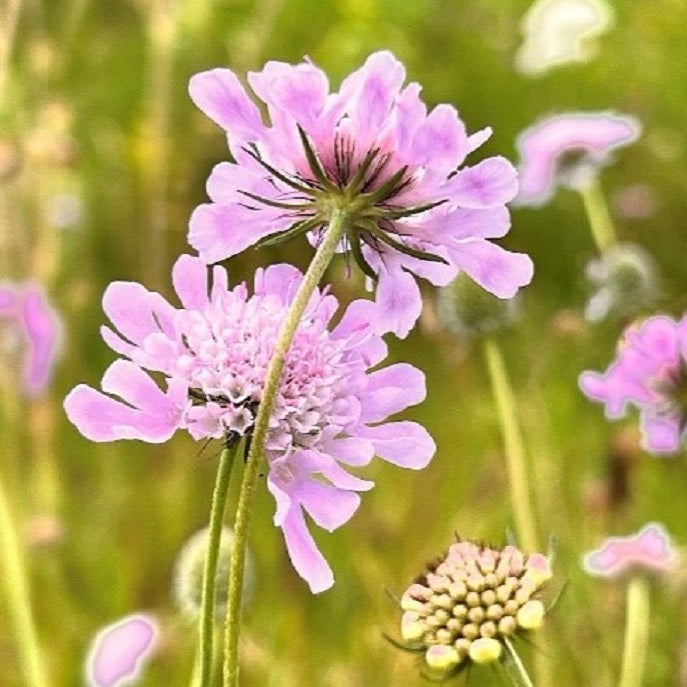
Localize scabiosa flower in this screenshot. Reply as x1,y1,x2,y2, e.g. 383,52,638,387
515,112,640,206
64,255,434,592
188,51,532,338
579,314,687,455
583,523,675,578
86,614,157,687
0,282,61,395
396,539,552,680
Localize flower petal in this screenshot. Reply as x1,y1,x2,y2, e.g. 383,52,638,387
21,285,60,395
446,156,519,208
447,240,534,299
358,421,436,469
640,410,682,455
360,363,426,424
297,480,361,531
172,255,209,310
374,262,423,339
409,104,469,174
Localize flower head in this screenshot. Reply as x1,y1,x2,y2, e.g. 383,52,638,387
188,51,532,337
396,539,551,680
579,314,687,454
515,0,614,77
583,522,676,578
86,614,157,687
0,282,61,396
64,255,434,591
515,111,640,206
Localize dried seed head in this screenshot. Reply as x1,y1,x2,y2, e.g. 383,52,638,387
397,538,551,679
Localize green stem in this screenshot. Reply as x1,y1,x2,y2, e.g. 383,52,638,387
223,208,350,686
618,576,650,687
579,179,617,253
197,444,239,687
502,637,535,687
483,338,538,553
0,476,47,687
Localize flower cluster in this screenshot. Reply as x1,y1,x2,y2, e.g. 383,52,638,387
397,539,552,679
189,51,532,337
580,314,687,454
65,255,434,592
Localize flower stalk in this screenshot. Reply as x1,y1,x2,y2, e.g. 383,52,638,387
482,337,538,553
618,576,650,687
198,443,240,687
502,637,535,687
223,208,350,686
580,179,617,253
0,475,47,687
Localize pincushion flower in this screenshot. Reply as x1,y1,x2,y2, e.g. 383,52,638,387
64,255,434,592
188,50,533,338
515,111,640,206
579,314,687,454
0,282,61,395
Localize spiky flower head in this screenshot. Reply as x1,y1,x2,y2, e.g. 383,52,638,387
188,50,532,338
584,242,659,322
437,272,520,338
64,255,434,592
172,526,253,621
397,539,552,680
579,314,687,455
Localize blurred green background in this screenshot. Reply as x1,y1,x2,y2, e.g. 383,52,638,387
1,0,687,684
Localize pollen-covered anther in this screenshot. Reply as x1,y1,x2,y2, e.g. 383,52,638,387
396,539,551,678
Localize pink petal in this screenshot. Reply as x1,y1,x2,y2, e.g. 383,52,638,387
358,421,436,469
280,507,334,593
360,363,426,424
447,240,534,299
439,206,512,240
374,263,423,339
409,104,469,174
447,156,519,208
321,437,375,466
640,411,681,454
171,255,209,310
189,203,290,264
188,69,264,144
297,480,361,531
253,263,305,304
86,614,157,687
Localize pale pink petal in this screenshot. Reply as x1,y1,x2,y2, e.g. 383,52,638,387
374,263,423,339
171,255,209,310
447,240,534,298
188,69,264,143
280,507,334,593
358,421,436,469
446,157,519,208
320,436,375,466
360,363,426,424
409,104,469,174
86,614,157,687
640,410,682,454
298,480,361,531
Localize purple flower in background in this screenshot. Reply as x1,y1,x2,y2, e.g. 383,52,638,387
579,314,687,454
0,282,61,395
86,614,157,687
583,523,675,578
515,112,640,206
188,51,532,337
64,255,434,591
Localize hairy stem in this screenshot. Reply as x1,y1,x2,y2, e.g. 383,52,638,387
618,576,650,687
197,443,239,687
223,209,350,686
580,179,617,253
483,338,538,553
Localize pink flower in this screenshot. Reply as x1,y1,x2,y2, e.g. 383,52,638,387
64,255,434,592
583,523,675,578
0,282,61,395
85,613,157,687
515,111,640,206
188,51,532,338
579,314,687,454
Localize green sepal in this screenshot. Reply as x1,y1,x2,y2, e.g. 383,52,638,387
252,216,321,249
297,125,335,191
361,221,449,265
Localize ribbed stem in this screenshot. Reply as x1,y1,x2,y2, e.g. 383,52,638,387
580,179,617,253
483,338,538,553
197,443,239,687
223,209,350,686
502,637,535,687
618,576,650,687
0,476,47,687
